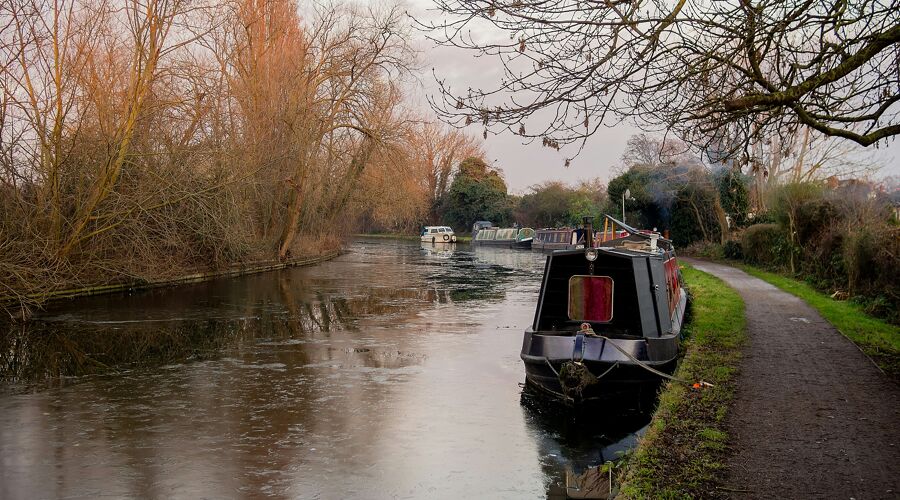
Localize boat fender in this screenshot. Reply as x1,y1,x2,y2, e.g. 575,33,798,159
572,332,586,363
558,360,598,402
443,234,450,241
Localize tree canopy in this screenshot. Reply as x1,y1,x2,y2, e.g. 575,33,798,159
515,179,605,227
423,0,900,158
442,157,512,230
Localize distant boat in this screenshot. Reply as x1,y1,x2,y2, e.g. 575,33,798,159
421,225,457,244
533,227,630,253
532,228,578,253
472,222,534,249
521,215,687,405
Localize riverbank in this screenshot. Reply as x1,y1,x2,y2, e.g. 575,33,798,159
619,264,747,498
1,251,341,318
739,264,900,380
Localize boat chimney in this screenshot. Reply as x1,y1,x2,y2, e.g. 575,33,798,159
582,216,594,248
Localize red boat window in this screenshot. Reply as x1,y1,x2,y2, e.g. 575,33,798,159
567,276,614,323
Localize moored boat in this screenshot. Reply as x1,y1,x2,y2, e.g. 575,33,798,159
472,223,535,249
521,215,687,405
532,228,578,253
421,225,457,244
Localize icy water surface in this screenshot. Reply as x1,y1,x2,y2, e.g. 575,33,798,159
0,239,647,499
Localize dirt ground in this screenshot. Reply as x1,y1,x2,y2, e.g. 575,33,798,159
684,259,900,499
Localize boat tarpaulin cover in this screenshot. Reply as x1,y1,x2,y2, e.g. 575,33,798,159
567,275,614,322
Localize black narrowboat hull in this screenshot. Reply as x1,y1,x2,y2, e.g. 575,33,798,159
522,360,676,403
521,328,681,403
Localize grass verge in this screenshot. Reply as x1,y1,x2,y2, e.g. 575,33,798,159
739,265,900,380
618,264,747,499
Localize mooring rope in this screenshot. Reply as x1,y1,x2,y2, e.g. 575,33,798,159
594,333,714,388
539,328,714,404
573,322,713,389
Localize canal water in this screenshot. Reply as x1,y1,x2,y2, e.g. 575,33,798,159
0,239,648,499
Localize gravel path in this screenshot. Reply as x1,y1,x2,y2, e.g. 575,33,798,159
684,259,900,500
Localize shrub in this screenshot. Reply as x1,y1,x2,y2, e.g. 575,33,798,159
843,224,899,296
671,183,723,247
683,241,724,259
795,196,838,245
722,240,743,260
717,170,751,227
801,225,846,290
741,224,784,266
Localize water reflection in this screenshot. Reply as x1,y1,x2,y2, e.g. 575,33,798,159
420,241,456,259
2,240,532,387
0,239,650,499
521,393,650,499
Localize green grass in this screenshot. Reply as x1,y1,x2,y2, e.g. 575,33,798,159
740,265,900,379
619,265,747,499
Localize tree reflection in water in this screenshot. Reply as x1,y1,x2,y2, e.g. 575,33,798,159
1,242,522,388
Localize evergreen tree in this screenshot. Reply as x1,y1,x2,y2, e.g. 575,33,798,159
443,157,512,230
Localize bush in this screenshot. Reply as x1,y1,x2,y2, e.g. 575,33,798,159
670,183,723,247
843,224,899,296
723,240,743,260
683,241,724,259
741,224,784,266
801,225,846,290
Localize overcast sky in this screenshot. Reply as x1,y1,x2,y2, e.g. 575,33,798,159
402,0,900,194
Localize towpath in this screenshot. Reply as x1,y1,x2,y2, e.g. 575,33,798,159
683,259,900,499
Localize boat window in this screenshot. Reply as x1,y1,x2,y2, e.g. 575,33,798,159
568,276,614,323
430,228,438,234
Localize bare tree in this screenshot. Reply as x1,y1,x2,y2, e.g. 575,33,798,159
0,0,420,316
420,0,900,160
409,121,482,220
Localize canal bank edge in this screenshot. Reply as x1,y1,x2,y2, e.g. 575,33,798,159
2,251,342,308
617,264,747,498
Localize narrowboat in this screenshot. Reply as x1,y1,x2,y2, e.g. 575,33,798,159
472,225,535,249
520,216,687,405
532,228,579,253
533,228,630,253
